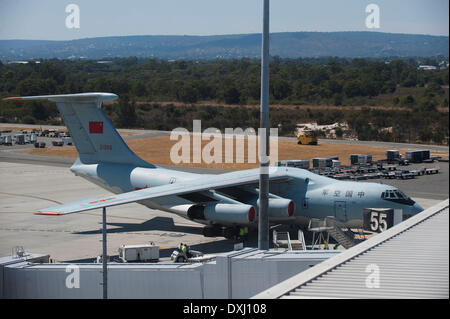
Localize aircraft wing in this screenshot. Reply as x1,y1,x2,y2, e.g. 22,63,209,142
37,168,291,215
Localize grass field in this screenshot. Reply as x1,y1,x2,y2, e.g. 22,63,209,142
25,135,449,170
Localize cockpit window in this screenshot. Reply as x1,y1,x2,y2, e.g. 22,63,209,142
381,189,415,206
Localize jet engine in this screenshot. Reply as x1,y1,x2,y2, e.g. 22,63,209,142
187,203,255,225
267,198,295,219
247,198,295,219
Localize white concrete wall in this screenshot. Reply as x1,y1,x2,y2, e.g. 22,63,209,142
2,249,339,299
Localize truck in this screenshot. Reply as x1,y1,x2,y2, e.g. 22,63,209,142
3,135,12,146
15,134,25,145
386,150,409,165
118,243,159,263
297,131,318,145
62,136,73,145
30,133,37,144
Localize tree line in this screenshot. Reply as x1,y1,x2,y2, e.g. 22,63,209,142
0,57,448,145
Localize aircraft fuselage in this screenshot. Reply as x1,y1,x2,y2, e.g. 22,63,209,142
70,160,423,229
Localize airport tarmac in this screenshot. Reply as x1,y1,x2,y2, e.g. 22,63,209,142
0,157,446,262
0,161,244,262
0,126,448,261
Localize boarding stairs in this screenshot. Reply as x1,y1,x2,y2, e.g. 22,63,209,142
273,230,306,251
308,217,356,249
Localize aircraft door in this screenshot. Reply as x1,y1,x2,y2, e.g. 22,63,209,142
334,201,347,222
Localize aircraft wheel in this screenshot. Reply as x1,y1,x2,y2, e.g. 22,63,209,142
203,225,221,237
222,227,238,239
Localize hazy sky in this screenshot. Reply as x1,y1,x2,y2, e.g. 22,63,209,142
0,0,448,40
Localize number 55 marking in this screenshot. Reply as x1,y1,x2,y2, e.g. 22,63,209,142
370,212,388,232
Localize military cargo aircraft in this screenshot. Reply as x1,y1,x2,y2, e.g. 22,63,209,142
4,93,423,238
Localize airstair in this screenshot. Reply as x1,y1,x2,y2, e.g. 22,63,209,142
273,230,306,251
308,217,356,249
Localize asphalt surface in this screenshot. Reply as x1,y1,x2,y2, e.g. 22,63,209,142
0,161,243,262
0,126,448,262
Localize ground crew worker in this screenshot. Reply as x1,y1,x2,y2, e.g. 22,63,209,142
181,244,187,255
243,226,249,240
239,227,245,239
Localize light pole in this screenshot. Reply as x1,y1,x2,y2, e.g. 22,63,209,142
258,0,270,250
102,207,107,299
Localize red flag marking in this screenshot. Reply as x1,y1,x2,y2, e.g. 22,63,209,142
89,121,104,134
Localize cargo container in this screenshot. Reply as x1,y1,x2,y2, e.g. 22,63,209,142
405,150,430,163
350,154,373,165
386,150,400,161
405,151,419,163
332,160,341,168
312,157,333,168
276,160,310,169
421,150,430,161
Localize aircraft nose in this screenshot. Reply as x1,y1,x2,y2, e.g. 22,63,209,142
411,203,424,215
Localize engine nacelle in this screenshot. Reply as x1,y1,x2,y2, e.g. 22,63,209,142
250,198,295,219
187,203,255,225
268,198,295,219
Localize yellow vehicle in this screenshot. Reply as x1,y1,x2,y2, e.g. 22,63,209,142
297,131,318,145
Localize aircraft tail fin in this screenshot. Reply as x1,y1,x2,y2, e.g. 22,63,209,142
4,93,153,168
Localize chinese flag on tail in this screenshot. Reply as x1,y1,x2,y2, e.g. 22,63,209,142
89,121,104,134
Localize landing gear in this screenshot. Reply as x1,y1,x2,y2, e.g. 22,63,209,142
203,225,222,237
222,227,239,240
202,225,239,239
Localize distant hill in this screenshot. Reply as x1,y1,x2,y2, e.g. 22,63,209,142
0,31,448,61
